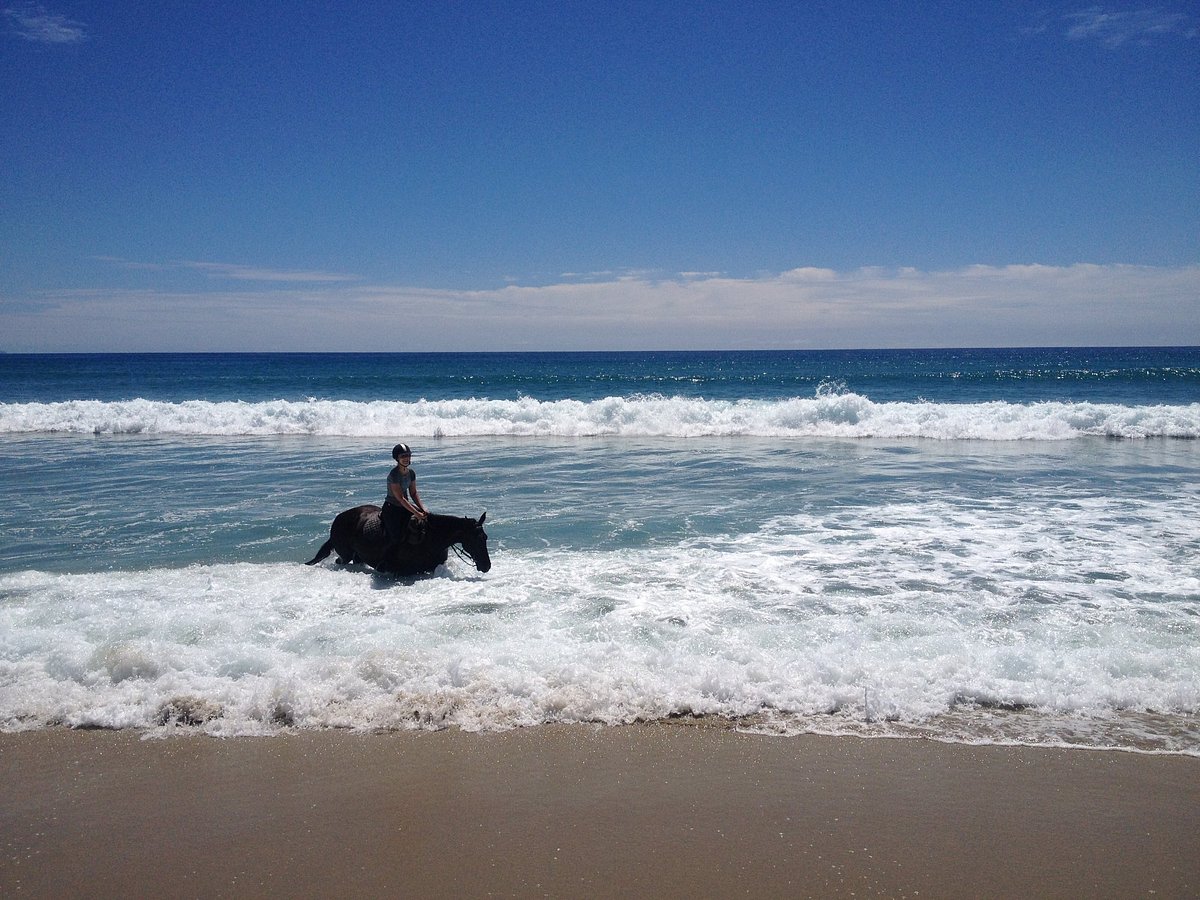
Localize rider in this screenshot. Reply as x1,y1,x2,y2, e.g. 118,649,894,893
382,443,429,547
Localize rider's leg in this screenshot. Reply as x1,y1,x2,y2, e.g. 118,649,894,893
381,503,410,551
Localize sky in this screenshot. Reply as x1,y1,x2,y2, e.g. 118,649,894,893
2,1,1197,352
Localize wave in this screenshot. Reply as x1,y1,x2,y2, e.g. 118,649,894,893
2,395,1199,439
2,555,1197,751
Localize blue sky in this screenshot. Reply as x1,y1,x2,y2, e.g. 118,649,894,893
2,1,1197,351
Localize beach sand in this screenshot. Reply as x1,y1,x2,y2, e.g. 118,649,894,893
2,725,1197,898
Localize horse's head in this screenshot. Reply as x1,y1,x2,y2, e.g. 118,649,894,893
457,512,491,573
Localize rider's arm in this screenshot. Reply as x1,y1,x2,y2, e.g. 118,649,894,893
409,479,428,518
389,477,427,519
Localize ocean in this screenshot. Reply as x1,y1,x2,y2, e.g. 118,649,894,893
1,348,1197,752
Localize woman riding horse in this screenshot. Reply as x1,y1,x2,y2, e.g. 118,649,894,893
382,443,428,549
306,443,491,577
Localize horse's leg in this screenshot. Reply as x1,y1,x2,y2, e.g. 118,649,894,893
334,528,356,565
335,533,359,565
332,507,368,565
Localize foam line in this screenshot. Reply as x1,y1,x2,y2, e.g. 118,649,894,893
2,396,1198,439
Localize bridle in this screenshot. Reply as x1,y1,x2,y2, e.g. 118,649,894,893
449,524,487,567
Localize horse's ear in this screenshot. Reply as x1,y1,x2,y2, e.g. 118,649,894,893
477,511,487,525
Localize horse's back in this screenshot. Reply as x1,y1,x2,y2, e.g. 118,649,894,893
348,505,385,541
335,504,380,523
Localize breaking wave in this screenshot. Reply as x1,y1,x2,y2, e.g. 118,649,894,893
2,394,1198,440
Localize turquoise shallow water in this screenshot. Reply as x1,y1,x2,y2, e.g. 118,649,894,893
1,350,1197,749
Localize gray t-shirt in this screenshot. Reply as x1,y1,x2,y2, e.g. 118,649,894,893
384,465,416,507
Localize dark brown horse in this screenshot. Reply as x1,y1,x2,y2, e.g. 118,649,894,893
306,505,490,576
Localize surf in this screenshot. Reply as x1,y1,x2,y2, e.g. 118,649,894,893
3,394,1199,439
2,515,1197,751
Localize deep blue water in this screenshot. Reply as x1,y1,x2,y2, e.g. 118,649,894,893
2,347,1198,404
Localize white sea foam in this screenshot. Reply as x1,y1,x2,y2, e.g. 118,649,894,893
2,395,1198,439
2,500,1197,750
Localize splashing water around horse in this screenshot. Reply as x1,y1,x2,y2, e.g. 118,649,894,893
306,505,490,576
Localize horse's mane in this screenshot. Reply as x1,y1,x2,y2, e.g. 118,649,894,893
426,512,475,524
424,513,479,538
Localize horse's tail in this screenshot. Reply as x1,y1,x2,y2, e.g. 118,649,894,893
305,538,335,566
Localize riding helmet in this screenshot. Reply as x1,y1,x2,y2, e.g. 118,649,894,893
392,443,411,460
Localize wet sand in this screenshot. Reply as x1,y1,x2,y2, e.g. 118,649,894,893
2,725,1197,898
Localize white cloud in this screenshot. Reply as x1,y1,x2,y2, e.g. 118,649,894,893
1063,7,1196,47
93,256,361,283
4,263,1197,352
179,261,362,283
781,267,838,282
4,4,87,44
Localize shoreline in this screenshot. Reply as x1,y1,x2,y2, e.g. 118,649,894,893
3,725,1198,898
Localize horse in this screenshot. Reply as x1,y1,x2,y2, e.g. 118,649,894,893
306,505,491,576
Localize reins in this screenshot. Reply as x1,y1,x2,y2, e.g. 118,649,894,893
441,519,481,566
448,525,480,566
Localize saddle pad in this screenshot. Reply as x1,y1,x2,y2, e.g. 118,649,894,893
362,513,385,543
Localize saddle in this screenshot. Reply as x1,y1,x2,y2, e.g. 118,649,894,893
404,516,427,545
373,509,426,549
